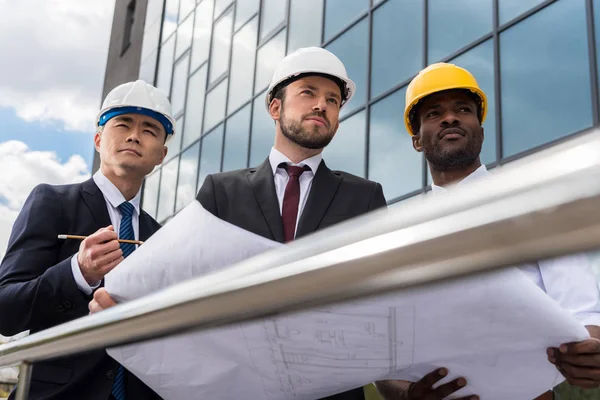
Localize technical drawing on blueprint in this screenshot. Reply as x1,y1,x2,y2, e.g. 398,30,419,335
241,303,415,399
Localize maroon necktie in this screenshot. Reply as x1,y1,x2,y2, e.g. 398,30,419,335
281,164,309,242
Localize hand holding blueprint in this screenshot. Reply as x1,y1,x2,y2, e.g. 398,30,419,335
104,201,589,400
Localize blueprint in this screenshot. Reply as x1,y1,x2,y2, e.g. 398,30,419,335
105,201,589,400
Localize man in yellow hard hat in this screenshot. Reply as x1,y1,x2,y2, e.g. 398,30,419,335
402,62,600,398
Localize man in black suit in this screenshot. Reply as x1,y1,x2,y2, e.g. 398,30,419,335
0,80,175,400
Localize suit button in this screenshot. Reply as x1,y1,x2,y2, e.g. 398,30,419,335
55,305,64,313
63,301,72,309
106,370,115,380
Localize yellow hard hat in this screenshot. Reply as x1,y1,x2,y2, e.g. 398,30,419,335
404,62,487,136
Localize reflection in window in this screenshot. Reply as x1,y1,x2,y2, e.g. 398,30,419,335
500,0,592,157
324,0,368,42
371,0,423,99
142,170,161,219
249,91,273,167
372,0,384,5
235,0,259,31
179,0,196,22
183,65,208,149
595,0,600,101
428,0,492,62
146,0,164,28
198,125,225,189
450,39,495,165
260,0,287,40
369,88,422,199
139,50,158,84
288,0,323,53
209,9,233,82
157,157,179,222
326,18,368,117
162,0,180,42
175,12,194,59
203,78,229,132
215,0,234,18
156,34,176,95
223,105,251,171
228,17,258,114
499,0,545,25
191,0,214,71
141,17,161,62
167,117,184,161
323,111,365,177
176,142,200,212
254,29,286,94
171,54,190,117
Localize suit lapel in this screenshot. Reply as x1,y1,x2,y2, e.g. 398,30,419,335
296,160,342,238
138,212,157,241
80,178,111,228
247,159,285,243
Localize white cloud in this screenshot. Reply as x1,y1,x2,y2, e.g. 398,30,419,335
0,0,115,132
0,141,90,258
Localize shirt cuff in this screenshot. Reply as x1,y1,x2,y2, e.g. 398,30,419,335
70,254,101,295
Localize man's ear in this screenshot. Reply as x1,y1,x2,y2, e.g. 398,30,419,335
412,134,423,152
94,132,102,153
157,146,168,166
269,99,281,121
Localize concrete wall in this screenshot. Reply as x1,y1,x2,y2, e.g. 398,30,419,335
92,0,149,173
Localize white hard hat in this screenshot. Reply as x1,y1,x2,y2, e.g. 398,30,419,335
265,47,356,111
96,80,176,141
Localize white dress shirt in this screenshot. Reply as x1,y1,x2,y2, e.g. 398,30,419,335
70,170,142,295
431,164,600,326
269,147,322,237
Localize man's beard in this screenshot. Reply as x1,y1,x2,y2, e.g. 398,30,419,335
423,134,483,171
279,109,335,150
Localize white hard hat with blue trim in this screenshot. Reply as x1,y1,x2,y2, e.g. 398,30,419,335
96,80,176,141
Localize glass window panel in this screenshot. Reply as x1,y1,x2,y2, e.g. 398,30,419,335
198,125,225,188
235,0,260,31
372,0,384,5
324,0,368,42
450,39,495,165
139,50,158,84
326,18,368,117
203,78,229,132
176,142,200,211
259,0,287,40
323,111,366,177
157,157,179,222
595,0,600,102
501,0,592,157
209,9,233,82
369,88,422,199
171,54,190,116
428,0,492,62
183,65,208,148
146,0,164,27
142,170,161,219
371,0,423,99
179,0,196,22
156,34,176,95
191,0,214,70
499,0,545,25
215,0,234,17
254,29,286,94
249,90,273,166
167,117,185,160
228,17,258,114
141,17,162,62
223,105,251,171
162,0,180,42
288,0,323,53
175,13,194,58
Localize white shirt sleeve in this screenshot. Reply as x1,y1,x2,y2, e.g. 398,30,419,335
537,253,600,327
70,254,101,295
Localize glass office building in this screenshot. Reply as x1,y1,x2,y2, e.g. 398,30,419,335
137,0,600,224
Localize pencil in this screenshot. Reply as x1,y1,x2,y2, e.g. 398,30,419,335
57,234,144,245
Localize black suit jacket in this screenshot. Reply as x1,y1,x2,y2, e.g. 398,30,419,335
197,158,387,400
0,179,162,400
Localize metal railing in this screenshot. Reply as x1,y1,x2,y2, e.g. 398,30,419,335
2,128,600,399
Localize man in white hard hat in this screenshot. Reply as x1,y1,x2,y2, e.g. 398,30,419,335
0,80,171,400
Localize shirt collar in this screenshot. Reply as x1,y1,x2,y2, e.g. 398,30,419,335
431,164,490,194
268,147,322,175
93,170,141,215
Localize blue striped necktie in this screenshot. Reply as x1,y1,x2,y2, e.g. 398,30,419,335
110,201,136,400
